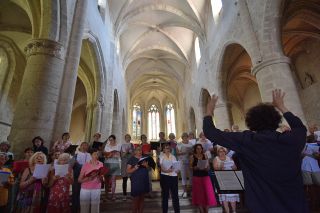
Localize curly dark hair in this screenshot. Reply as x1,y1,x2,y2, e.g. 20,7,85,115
245,103,282,131
32,136,44,146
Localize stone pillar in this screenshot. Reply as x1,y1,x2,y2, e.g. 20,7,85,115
142,106,148,136
90,97,104,138
9,39,65,157
252,56,306,123
159,107,166,136
52,0,88,143
84,103,94,142
214,102,232,130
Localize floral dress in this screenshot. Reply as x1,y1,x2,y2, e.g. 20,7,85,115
47,177,71,213
15,168,46,213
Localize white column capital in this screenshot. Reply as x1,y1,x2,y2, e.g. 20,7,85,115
252,56,291,76
24,39,65,59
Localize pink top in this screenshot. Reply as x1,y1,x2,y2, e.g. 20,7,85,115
80,161,103,189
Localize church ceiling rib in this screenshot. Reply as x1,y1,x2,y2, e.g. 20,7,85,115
108,0,205,103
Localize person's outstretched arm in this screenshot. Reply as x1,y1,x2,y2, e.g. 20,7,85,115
272,89,307,149
203,95,244,152
272,89,306,131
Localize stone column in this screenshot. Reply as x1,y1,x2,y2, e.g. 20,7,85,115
142,106,148,136
9,39,65,157
90,97,104,138
52,0,88,143
252,56,306,123
84,103,94,142
214,102,232,130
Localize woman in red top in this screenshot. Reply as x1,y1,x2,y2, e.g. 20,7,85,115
140,134,153,197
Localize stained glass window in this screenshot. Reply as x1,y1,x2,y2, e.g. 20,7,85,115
166,103,176,135
132,104,142,139
148,105,160,140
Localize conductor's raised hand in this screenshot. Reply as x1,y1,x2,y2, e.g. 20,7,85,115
272,89,288,113
206,94,218,116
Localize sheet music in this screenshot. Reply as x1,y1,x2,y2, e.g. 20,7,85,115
215,171,243,191
223,161,235,170
172,161,181,172
54,164,69,177
33,164,50,179
0,171,10,186
197,159,208,169
161,159,173,170
235,171,245,189
77,152,91,165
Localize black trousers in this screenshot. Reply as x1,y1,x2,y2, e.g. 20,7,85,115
161,174,180,213
72,180,81,213
122,177,128,196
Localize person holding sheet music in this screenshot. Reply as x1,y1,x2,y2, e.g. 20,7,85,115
213,147,239,213
71,141,91,213
176,132,193,198
197,132,214,159
9,147,34,213
301,139,320,186
15,152,48,213
121,134,134,201
160,143,180,213
91,133,105,163
0,152,14,212
188,132,197,146
52,132,72,153
141,134,154,198
47,153,73,213
104,135,121,201
127,146,150,213
0,141,14,167
78,148,104,213
168,133,178,157
190,144,217,213
204,89,308,213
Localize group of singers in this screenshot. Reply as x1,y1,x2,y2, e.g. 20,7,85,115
0,130,244,213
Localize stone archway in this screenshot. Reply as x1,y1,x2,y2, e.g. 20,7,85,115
220,43,261,130
70,78,87,144
199,88,211,117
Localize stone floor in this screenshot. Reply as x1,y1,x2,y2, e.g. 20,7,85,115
99,180,248,213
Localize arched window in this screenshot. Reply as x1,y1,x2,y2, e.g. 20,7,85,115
195,37,201,67
148,105,160,140
132,104,142,139
166,103,176,135
211,0,222,18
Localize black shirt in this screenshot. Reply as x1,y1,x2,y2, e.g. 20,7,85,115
192,154,208,177
203,112,308,213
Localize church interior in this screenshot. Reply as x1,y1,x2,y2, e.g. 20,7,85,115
0,0,320,212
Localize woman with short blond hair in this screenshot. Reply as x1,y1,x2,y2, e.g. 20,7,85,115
15,152,48,213
213,147,239,213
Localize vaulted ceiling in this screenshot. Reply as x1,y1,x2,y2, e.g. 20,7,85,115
108,0,207,104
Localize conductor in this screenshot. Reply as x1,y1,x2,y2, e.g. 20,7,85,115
203,89,308,213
